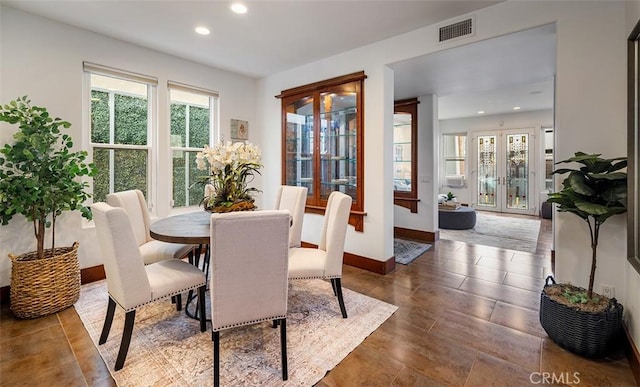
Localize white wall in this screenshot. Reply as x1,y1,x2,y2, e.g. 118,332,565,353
438,109,553,206
393,95,439,233
0,7,257,287
624,0,640,357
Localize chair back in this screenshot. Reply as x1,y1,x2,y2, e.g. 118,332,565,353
318,191,352,277
91,202,151,311
106,189,151,246
209,210,290,331
276,185,308,247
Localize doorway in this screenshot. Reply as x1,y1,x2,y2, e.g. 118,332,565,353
473,128,537,216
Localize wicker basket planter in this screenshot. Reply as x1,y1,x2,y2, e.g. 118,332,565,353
539,276,623,358
9,242,80,319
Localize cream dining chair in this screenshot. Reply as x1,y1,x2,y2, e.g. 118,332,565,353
209,210,290,386
91,202,207,371
288,191,352,318
275,185,308,248
106,189,194,265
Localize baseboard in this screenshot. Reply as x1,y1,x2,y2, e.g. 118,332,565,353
394,226,438,243
623,322,640,386
300,242,395,275
0,265,107,305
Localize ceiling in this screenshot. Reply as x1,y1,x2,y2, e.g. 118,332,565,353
3,0,555,120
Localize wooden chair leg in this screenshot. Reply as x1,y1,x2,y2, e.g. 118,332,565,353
99,297,117,345
198,285,206,332
280,318,288,381
331,279,338,296
332,278,348,318
114,310,136,371
213,331,220,387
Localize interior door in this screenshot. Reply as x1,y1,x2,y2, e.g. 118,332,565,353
474,129,536,215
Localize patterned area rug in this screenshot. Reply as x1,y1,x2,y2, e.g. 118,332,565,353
75,279,397,386
439,211,541,253
394,238,432,265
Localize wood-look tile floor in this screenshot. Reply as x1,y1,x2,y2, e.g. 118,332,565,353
1,216,637,386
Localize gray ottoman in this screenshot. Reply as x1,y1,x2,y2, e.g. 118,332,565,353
439,206,477,230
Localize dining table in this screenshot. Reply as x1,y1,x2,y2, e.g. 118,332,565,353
149,210,212,245
150,210,213,320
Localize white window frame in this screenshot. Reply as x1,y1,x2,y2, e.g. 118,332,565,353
167,81,219,208
83,62,158,208
442,132,468,188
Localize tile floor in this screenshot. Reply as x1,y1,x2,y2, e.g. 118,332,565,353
1,215,637,386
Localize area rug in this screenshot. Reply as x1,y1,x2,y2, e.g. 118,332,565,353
394,238,432,265
439,211,541,253
74,279,397,386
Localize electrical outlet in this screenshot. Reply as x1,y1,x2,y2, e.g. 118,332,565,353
601,285,615,299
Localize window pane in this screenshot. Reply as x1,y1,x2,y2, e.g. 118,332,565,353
114,94,147,145
172,150,209,207
91,90,109,144
189,106,210,148
92,148,110,202
114,149,148,196
170,104,187,147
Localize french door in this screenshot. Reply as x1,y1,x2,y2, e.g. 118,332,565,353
474,129,536,215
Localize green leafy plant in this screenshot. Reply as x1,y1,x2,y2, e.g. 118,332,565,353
546,152,627,299
446,191,456,201
0,96,96,259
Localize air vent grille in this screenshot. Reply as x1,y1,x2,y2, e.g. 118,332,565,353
439,18,473,42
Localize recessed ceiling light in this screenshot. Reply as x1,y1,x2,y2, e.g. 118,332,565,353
230,3,248,14
195,26,210,35
513,106,521,110
477,110,485,114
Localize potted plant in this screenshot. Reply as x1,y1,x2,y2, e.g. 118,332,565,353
195,141,262,212
0,96,95,318
542,151,627,357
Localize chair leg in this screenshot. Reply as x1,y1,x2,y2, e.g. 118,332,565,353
213,331,220,387
331,278,338,296
198,285,206,332
99,297,117,345
280,318,288,381
332,278,348,318
175,294,182,311
114,310,136,371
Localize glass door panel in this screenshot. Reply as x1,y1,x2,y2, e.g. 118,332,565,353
284,97,314,197
473,129,536,215
506,133,529,210
319,91,357,201
477,135,497,208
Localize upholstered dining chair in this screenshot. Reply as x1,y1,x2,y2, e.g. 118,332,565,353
209,210,290,387
275,185,308,248
288,191,352,318
106,189,194,265
91,202,206,371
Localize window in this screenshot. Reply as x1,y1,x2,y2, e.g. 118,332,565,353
86,64,157,203
168,82,218,207
443,133,467,187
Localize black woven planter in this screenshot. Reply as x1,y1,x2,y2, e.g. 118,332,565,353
540,276,623,358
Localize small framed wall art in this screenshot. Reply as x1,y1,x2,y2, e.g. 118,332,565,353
230,119,249,140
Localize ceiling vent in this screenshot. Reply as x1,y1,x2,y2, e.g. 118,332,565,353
438,16,474,43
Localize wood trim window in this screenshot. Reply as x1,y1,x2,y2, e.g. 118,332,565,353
394,98,419,213
277,71,367,231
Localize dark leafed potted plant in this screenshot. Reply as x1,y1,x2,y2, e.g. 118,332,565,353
542,152,627,357
0,96,95,318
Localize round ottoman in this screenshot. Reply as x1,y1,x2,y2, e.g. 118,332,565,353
439,206,476,230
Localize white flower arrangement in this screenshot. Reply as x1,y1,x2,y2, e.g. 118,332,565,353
195,141,262,212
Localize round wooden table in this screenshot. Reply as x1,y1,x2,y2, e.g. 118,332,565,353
149,211,212,245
